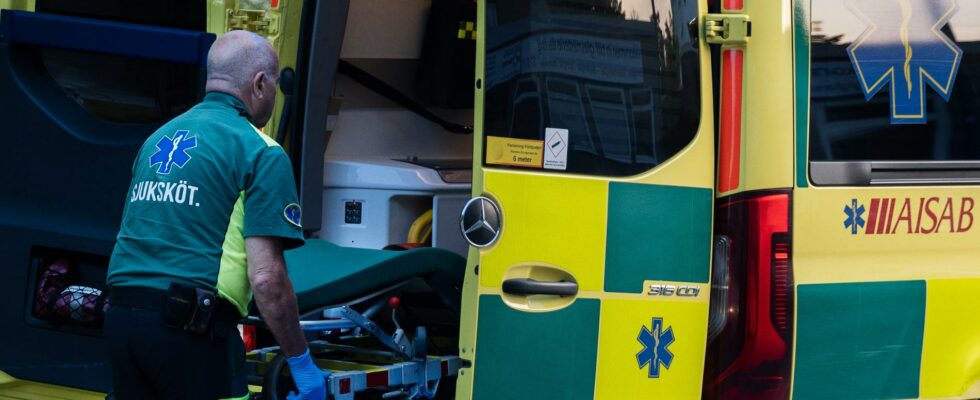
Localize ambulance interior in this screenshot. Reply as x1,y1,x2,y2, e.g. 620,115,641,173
0,0,475,398
319,1,474,258
266,1,478,397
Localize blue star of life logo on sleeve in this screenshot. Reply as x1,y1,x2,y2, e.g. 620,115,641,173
149,130,197,174
284,203,302,228
636,317,674,378
844,198,866,235
846,0,963,124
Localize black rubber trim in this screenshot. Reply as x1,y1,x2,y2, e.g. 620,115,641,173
501,278,578,297
810,161,980,186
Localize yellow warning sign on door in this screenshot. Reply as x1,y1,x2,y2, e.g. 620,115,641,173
486,136,544,168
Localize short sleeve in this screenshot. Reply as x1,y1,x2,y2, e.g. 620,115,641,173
243,146,305,250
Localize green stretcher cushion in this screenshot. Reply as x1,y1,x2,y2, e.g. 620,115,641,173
283,239,466,314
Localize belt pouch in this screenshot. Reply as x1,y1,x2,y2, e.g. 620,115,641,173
183,287,216,334
161,282,195,328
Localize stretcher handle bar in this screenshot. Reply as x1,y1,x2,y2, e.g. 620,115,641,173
502,278,578,297
246,316,359,331
0,10,215,65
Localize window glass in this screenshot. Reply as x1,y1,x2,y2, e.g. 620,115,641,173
40,48,200,124
483,0,701,176
810,0,980,161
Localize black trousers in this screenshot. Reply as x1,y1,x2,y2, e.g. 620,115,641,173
103,305,249,400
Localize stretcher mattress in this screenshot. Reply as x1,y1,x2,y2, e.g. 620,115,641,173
284,239,466,313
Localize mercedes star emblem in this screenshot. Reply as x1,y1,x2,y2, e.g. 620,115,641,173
460,196,502,248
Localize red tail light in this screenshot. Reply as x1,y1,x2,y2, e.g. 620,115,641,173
703,190,794,399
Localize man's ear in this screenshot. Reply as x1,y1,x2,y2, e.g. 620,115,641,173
252,71,267,99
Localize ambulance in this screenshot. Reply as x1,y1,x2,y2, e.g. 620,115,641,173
0,0,978,399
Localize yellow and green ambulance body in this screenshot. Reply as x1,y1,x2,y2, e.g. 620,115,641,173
455,0,980,399
1,0,979,399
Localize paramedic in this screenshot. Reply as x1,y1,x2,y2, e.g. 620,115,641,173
103,30,326,400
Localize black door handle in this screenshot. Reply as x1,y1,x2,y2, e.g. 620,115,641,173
502,278,578,297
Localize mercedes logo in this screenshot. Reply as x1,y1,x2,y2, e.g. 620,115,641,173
460,196,502,248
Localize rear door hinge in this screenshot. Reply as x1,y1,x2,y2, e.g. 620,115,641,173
704,14,750,45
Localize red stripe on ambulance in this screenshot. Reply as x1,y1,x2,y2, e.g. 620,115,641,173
863,197,974,235
865,198,880,234
876,199,890,234
885,198,897,234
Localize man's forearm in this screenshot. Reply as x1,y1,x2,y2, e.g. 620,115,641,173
251,268,307,357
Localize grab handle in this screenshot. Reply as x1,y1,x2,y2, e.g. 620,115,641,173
502,278,578,297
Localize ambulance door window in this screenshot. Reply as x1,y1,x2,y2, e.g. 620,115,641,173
482,0,701,176
809,1,980,163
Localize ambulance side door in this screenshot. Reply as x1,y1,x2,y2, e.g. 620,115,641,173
456,0,716,398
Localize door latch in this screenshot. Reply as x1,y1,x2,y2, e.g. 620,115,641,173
704,14,750,45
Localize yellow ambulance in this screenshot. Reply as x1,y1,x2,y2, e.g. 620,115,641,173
456,0,980,399
0,0,978,399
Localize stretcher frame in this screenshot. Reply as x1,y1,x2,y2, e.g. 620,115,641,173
244,277,462,399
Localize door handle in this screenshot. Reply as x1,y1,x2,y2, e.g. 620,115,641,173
502,278,578,297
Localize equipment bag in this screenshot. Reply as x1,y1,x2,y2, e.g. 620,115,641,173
34,259,109,327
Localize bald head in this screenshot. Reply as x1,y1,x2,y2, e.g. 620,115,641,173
206,30,280,127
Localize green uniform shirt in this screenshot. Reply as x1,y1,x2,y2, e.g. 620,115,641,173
108,92,305,316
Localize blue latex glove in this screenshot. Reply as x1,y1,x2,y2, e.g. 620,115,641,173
285,349,329,400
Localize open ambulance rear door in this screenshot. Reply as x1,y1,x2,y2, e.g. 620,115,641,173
457,1,717,398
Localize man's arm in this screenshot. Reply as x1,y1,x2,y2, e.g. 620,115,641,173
245,236,307,356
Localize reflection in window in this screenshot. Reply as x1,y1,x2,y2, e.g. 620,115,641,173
547,77,596,155
511,78,542,138
631,88,657,164
588,85,632,164
483,0,701,176
810,0,980,161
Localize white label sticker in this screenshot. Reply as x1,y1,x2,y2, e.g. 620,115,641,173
543,128,569,170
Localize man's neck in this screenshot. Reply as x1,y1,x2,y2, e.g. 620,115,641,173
203,89,256,125
205,81,251,110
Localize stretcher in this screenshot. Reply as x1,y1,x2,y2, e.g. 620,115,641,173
245,239,467,400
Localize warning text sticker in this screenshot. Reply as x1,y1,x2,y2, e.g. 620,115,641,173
486,136,544,168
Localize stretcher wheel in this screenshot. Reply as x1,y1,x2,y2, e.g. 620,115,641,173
260,353,296,400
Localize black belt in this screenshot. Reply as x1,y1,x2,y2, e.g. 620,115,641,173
109,285,242,337
110,286,169,311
